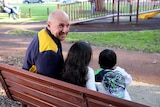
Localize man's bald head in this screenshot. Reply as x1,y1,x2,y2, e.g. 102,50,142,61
48,9,69,22
47,9,70,41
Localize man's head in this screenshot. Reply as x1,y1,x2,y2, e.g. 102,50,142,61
47,9,70,41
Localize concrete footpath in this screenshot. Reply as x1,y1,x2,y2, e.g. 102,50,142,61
0,14,160,33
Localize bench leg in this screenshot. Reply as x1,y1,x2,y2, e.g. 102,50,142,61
8,12,20,19
17,9,21,19
8,14,11,19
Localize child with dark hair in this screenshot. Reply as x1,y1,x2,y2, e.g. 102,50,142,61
95,49,132,100
61,41,96,91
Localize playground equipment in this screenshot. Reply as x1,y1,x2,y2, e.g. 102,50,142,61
58,0,160,24
138,10,160,19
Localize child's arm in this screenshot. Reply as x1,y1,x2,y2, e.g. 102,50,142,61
86,67,97,91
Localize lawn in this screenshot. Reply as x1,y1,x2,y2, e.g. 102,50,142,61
9,29,160,53
66,31,160,53
18,4,58,21
0,4,58,21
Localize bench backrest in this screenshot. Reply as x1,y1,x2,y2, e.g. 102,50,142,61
0,63,148,107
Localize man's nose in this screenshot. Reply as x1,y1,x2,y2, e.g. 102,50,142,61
62,26,69,33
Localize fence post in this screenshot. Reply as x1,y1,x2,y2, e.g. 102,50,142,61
112,0,115,23
117,0,120,24
47,8,49,16
136,0,139,24
129,0,132,22
29,8,32,18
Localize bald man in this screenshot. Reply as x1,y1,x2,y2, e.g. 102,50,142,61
22,9,70,79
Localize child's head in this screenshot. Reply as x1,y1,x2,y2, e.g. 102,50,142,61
62,41,92,87
66,41,92,67
98,49,117,69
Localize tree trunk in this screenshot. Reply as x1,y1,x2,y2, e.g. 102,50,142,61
95,0,105,11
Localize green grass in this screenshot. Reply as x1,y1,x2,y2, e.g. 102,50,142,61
0,4,58,21
9,29,36,36
19,4,57,21
8,29,160,53
66,30,160,53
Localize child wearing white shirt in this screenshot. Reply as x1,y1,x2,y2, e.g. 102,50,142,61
95,49,132,100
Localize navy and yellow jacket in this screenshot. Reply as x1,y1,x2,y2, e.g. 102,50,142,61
22,28,64,79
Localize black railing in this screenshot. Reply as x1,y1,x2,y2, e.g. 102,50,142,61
57,0,160,24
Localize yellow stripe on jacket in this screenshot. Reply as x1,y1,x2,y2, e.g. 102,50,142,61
38,29,58,53
29,65,37,73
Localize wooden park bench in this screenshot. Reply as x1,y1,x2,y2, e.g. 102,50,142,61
0,6,21,19
0,63,149,107
0,6,10,18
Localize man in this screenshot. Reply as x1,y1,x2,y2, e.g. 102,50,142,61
22,9,70,79
90,0,95,14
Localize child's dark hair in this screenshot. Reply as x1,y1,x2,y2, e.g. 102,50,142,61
98,49,117,69
61,41,92,87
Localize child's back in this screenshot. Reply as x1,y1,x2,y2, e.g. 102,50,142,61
95,49,132,101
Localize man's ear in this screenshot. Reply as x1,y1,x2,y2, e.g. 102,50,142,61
46,21,50,29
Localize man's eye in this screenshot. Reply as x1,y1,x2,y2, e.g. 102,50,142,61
59,24,64,28
67,24,70,28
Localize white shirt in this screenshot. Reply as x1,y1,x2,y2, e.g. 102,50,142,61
101,66,132,101
86,66,97,91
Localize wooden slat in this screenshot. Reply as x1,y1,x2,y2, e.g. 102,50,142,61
0,63,149,107
0,70,13,99
85,89,149,107
10,89,54,107
2,71,84,106
9,82,80,107
0,64,86,94
73,86,146,107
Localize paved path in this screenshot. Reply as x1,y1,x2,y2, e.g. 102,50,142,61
0,15,160,33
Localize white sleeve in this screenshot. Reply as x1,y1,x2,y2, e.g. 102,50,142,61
86,67,97,91
115,66,132,86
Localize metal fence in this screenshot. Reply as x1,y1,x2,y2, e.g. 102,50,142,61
57,0,160,24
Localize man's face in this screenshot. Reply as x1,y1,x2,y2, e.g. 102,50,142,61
47,18,70,41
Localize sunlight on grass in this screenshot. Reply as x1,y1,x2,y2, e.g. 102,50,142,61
17,4,57,21
8,30,37,36
66,30,160,53
7,29,160,53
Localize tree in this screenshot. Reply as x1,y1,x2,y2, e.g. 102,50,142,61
95,0,105,11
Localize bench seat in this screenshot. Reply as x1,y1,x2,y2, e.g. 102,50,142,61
0,63,149,107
